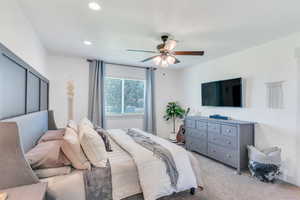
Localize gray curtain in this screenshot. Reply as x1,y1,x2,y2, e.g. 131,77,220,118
144,68,156,134
88,60,106,128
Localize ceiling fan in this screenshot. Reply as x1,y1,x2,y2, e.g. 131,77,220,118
127,35,204,67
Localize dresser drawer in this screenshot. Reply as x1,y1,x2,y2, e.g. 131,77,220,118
208,123,221,133
187,129,207,140
221,125,237,138
207,143,222,161
188,136,207,155
208,133,237,149
208,143,237,167
185,119,196,128
185,138,192,150
196,121,207,131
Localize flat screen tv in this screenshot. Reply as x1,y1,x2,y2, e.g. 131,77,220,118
201,78,242,107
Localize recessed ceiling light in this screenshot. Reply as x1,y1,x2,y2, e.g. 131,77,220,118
88,2,101,11
83,40,92,45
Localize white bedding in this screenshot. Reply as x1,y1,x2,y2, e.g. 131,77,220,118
108,136,142,199
41,170,86,200
42,128,204,200
108,128,202,200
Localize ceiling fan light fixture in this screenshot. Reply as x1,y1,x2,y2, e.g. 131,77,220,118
153,56,162,65
165,39,177,51
166,55,176,64
160,59,169,68
129,35,204,67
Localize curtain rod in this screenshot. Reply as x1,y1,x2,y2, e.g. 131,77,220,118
86,59,157,70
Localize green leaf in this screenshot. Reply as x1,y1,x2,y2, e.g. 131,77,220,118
164,102,187,121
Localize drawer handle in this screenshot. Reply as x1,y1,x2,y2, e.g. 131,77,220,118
226,129,231,133
226,154,232,158
227,141,231,144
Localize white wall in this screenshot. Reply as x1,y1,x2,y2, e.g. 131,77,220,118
106,115,144,130
47,55,89,128
0,0,47,76
179,32,300,186
155,68,183,138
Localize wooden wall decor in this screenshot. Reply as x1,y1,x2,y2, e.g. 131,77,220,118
67,80,75,121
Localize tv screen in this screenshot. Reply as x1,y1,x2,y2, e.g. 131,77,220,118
201,78,242,107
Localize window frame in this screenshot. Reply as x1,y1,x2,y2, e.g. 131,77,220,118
104,76,146,117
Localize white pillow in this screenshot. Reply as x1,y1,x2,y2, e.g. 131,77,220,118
79,117,94,129
79,125,107,168
67,120,78,133
61,128,91,170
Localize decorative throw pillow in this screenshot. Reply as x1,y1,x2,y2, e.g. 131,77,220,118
79,117,94,129
95,127,113,152
34,166,72,178
38,129,65,144
79,125,107,167
67,120,78,133
61,127,91,170
26,140,71,169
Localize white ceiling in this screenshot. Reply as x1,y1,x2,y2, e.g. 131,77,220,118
18,0,300,68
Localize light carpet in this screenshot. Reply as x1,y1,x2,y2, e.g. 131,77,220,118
125,152,300,200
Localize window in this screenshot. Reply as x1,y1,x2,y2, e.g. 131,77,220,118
104,77,145,115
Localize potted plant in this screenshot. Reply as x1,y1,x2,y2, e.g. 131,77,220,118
164,102,187,141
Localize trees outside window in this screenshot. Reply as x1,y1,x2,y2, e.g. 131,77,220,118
104,77,145,115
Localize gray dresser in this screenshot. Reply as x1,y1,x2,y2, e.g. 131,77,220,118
185,116,255,173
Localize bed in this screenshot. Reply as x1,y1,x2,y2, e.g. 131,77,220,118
0,111,204,200
108,129,204,200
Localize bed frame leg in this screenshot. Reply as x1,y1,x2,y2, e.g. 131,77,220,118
190,187,195,195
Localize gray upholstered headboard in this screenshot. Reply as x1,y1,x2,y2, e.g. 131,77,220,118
1,110,58,153
2,111,49,153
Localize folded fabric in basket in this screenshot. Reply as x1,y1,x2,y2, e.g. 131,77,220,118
247,145,281,182
248,145,281,166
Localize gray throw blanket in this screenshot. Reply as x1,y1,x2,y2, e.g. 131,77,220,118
83,160,112,200
126,129,179,188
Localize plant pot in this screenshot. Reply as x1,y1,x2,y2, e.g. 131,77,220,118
169,132,177,142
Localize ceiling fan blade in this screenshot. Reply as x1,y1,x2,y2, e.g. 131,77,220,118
127,49,157,53
174,57,181,64
141,55,160,63
173,51,204,56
